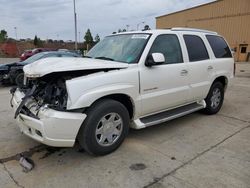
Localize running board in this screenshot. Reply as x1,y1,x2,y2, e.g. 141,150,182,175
140,102,205,128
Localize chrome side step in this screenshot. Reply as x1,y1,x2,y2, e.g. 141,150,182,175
139,102,205,128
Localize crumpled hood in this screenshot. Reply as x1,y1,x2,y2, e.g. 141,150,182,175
23,57,129,77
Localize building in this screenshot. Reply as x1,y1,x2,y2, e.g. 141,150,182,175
156,0,250,62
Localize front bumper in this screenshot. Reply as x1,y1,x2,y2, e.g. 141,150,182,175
11,89,86,147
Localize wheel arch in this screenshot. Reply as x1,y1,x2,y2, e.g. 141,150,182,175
90,93,135,120
212,76,228,91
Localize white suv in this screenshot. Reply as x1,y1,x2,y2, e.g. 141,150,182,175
11,28,234,155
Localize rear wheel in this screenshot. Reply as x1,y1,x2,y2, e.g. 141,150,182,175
78,99,130,155
203,82,224,115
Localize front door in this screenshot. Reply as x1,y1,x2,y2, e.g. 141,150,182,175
140,34,189,116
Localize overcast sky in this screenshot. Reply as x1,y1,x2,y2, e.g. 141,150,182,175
0,0,214,41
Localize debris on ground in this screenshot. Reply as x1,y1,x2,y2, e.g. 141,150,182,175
129,163,147,171
19,157,35,173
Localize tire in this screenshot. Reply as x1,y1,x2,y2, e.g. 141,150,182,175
78,99,130,156
203,82,224,115
15,72,24,87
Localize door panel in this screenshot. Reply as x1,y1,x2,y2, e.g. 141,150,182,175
140,63,189,116
238,44,248,62
183,34,214,102
139,34,189,116
187,60,213,101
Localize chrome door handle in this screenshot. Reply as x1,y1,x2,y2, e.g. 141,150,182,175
181,70,188,76
208,66,213,70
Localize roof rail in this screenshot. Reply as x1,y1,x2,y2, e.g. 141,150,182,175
171,27,217,34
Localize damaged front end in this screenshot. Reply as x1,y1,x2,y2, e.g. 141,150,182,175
11,74,69,119
10,72,87,147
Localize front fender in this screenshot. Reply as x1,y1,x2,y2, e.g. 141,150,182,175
65,68,140,112
67,84,137,109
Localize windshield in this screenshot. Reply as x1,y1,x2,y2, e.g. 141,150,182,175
86,34,150,63
22,52,46,64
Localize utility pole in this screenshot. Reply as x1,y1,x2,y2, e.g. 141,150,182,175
126,25,130,31
78,31,80,43
14,27,17,40
73,0,78,50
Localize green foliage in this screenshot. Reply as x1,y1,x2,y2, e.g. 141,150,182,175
34,35,38,46
142,25,151,31
94,34,100,43
33,35,43,47
0,29,8,42
116,29,126,33
84,29,93,44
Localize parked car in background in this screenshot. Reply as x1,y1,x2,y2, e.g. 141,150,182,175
20,48,56,61
1,51,81,86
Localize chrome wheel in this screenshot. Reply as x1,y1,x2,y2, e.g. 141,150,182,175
210,88,221,109
95,113,123,146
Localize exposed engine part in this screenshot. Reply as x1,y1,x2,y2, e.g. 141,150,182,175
12,69,117,117
33,78,68,111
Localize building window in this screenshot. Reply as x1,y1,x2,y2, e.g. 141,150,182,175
149,34,183,64
183,35,209,62
206,35,232,58
241,47,247,54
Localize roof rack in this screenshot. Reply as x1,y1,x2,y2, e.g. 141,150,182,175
171,27,217,34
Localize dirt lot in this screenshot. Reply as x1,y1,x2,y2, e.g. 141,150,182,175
0,60,249,188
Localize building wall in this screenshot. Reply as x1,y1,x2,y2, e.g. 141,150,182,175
156,0,250,62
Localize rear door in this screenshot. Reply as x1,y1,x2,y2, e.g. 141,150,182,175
205,35,234,79
182,34,215,102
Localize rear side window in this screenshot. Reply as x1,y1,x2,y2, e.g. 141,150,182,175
184,35,209,62
149,34,183,64
206,35,232,58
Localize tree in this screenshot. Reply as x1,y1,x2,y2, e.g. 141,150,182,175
94,34,100,43
34,35,38,46
84,29,93,44
33,35,43,47
0,30,8,42
142,25,151,31
84,29,93,51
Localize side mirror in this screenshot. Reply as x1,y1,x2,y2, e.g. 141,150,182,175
145,53,165,67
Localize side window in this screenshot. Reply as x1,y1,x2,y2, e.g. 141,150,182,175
184,35,209,62
206,35,232,58
149,34,183,64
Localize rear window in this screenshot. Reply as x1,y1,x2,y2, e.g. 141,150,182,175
206,35,232,58
184,35,209,62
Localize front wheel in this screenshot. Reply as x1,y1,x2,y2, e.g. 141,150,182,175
15,72,24,87
203,82,224,115
78,99,130,155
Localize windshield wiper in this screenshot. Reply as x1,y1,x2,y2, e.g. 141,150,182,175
95,56,114,61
